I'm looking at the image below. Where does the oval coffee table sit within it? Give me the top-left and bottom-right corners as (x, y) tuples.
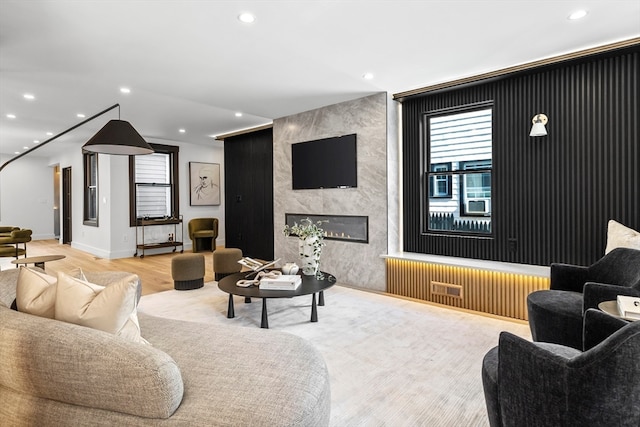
(218, 271), (336, 328)
(11, 254), (66, 270)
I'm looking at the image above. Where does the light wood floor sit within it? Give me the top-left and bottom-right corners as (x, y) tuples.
(2, 240), (216, 295)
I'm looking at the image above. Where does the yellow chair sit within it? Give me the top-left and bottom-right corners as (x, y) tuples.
(0, 228), (32, 262)
(188, 218), (218, 252)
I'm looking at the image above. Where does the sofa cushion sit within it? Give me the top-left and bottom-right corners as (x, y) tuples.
(0, 305), (184, 419)
(55, 271), (145, 343)
(16, 267), (57, 318)
(605, 220), (640, 254)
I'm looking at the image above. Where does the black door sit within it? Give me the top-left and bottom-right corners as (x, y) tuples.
(224, 128), (274, 260)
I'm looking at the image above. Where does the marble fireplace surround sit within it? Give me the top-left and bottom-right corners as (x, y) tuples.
(285, 213), (369, 243)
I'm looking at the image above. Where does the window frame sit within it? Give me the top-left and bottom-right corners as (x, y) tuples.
(128, 143), (180, 226)
(83, 151), (98, 227)
(423, 103), (493, 236)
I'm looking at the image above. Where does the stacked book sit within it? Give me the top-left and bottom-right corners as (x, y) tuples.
(260, 274), (302, 290)
(616, 295), (640, 320)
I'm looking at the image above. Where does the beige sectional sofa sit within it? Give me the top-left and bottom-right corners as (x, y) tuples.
(0, 268), (331, 426)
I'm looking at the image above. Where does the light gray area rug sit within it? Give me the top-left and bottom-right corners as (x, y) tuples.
(138, 282), (531, 426)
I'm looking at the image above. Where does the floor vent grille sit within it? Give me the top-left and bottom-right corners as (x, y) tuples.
(431, 281), (463, 299)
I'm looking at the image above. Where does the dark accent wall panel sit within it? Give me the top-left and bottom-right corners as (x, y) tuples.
(224, 128), (274, 260)
(402, 47), (639, 266)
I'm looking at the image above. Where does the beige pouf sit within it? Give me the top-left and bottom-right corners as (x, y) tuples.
(171, 253), (205, 290)
(213, 248), (243, 281)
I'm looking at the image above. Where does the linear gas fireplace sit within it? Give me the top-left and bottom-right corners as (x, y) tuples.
(285, 214), (368, 243)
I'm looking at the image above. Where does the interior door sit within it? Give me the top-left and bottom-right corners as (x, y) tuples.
(62, 166), (72, 244)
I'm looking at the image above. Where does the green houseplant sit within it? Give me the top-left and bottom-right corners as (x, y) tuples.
(283, 218), (326, 275)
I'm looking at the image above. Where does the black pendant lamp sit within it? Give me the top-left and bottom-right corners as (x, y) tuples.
(83, 119), (153, 155)
(82, 105), (153, 155)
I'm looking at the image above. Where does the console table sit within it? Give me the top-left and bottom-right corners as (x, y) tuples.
(134, 217), (184, 258)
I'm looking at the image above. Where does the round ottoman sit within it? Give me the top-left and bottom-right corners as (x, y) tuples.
(213, 248), (243, 281)
(171, 253), (205, 290)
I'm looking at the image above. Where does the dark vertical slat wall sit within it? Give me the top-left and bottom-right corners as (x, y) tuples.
(401, 47), (639, 266)
(224, 128), (275, 260)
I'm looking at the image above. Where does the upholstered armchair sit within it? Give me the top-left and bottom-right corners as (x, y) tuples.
(482, 309), (640, 427)
(0, 226), (20, 237)
(188, 218), (218, 252)
(527, 247), (640, 349)
(0, 228), (32, 261)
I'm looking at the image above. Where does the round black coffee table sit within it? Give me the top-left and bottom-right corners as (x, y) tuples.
(218, 271), (336, 328)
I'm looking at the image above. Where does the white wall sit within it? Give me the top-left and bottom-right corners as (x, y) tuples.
(0, 139), (225, 259)
(0, 154), (56, 240)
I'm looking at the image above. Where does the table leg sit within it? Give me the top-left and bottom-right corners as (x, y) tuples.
(319, 290), (325, 306)
(311, 293), (318, 322)
(34, 261), (45, 269)
(245, 297), (252, 303)
(227, 294), (235, 318)
(261, 299), (269, 329)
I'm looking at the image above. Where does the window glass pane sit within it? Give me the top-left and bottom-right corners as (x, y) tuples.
(87, 187), (97, 219)
(135, 153), (169, 184)
(134, 152), (173, 219)
(426, 107), (492, 234)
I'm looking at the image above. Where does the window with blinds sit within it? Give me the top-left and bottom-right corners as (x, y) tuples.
(129, 144), (179, 226)
(83, 152), (98, 226)
(424, 106), (492, 234)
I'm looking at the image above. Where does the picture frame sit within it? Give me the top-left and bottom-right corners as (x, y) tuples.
(189, 162), (220, 206)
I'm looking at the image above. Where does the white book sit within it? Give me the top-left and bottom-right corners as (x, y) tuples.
(260, 275), (302, 290)
(616, 295), (640, 320)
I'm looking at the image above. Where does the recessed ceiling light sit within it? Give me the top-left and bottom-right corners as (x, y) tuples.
(363, 72), (374, 80)
(179, 128), (186, 133)
(46, 132), (53, 136)
(568, 10), (587, 20)
(23, 146), (28, 150)
(238, 12), (256, 23)
(33, 140), (40, 144)
(23, 93), (35, 100)
(6, 113), (16, 119)
(120, 87), (131, 94)
(14, 151), (20, 154)
(77, 113), (86, 118)
(235, 112), (243, 117)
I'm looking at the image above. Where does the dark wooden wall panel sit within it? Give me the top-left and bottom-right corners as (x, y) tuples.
(402, 47), (639, 266)
(224, 128), (274, 260)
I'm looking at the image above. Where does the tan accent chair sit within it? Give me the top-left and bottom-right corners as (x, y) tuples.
(188, 218), (218, 252)
(0, 226), (20, 238)
(0, 229), (33, 262)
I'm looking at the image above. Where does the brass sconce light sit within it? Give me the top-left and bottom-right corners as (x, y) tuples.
(530, 114), (548, 137)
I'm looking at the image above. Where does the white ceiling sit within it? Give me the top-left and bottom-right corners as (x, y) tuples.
(1, 1), (639, 162)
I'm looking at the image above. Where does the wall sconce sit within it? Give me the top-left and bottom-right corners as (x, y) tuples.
(529, 114), (548, 137)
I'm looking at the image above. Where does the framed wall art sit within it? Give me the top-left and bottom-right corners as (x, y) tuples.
(189, 162), (220, 206)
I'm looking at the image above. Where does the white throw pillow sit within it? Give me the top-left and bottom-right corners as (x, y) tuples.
(605, 220), (640, 254)
(16, 267), (57, 318)
(55, 271), (145, 343)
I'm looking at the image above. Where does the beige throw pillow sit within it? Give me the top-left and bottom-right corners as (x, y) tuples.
(605, 220), (640, 254)
(55, 271), (145, 343)
(16, 267), (57, 318)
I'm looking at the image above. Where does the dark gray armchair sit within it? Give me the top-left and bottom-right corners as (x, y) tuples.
(527, 247), (640, 349)
(482, 309), (640, 427)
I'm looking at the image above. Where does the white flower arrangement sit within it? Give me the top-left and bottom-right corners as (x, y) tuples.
(283, 218), (326, 275)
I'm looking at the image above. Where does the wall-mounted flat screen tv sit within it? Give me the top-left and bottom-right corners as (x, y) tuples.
(291, 134), (357, 189)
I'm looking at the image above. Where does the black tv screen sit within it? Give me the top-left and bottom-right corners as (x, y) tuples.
(292, 134), (357, 189)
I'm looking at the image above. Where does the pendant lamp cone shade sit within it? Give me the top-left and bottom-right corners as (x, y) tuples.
(83, 119), (154, 155)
